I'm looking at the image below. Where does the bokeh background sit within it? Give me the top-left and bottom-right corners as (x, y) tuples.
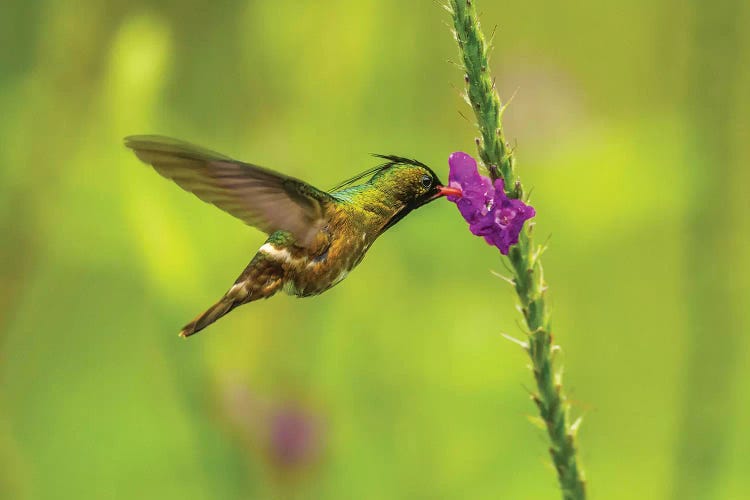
(1, 1), (748, 498)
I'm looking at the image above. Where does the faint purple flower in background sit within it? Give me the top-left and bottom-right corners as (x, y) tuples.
(221, 382), (323, 474)
(269, 406), (320, 468)
(447, 152), (536, 254)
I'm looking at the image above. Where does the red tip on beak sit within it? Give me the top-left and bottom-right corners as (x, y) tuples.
(437, 185), (463, 198)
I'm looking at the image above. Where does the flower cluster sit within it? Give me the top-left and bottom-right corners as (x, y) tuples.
(446, 152), (536, 254)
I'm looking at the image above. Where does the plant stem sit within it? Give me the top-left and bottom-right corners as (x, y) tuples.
(448, 1), (586, 498)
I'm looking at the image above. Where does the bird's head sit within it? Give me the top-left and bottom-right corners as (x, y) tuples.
(368, 155), (462, 208)
(362, 155), (462, 232)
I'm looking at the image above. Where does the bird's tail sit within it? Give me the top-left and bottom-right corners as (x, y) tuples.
(179, 255), (285, 337)
(179, 296), (239, 337)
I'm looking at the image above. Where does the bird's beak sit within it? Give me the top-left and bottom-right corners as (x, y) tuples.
(434, 185), (463, 199)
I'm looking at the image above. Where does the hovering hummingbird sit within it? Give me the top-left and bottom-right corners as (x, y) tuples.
(125, 136), (461, 337)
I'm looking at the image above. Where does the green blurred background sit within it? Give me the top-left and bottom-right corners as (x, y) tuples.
(1, 1), (748, 498)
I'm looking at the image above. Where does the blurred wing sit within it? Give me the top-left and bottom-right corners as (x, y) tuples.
(125, 135), (334, 247)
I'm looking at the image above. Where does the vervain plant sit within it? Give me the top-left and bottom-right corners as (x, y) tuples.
(444, 1), (586, 498)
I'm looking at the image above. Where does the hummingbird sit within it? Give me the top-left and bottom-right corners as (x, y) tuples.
(125, 135), (461, 337)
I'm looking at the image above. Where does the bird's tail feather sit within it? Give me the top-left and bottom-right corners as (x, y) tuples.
(179, 296), (238, 338)
(179, 255), (284, 337)
(179, 273), (283, 337)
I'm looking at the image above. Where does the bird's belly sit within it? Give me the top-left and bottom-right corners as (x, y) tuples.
(284, 239), (369, 297)
(284, 257), (356, 297)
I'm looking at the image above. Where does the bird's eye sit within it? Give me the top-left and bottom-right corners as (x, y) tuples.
(420, 174), (433, 189)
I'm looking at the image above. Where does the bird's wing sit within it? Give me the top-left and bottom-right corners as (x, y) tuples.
(125, 135), (334, 247)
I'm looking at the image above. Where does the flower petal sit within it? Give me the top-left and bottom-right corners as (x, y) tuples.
(446, 152), (536, 255)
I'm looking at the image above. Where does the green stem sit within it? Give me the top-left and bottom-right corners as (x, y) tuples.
(448, 2), (586, 498)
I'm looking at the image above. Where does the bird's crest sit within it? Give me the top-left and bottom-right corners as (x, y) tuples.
(329, 154), (430, 192)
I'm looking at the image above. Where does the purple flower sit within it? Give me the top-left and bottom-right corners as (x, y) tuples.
(269, 406), (320, 468)
(447, 152), (536, 254)
(220, 383), (323, 473)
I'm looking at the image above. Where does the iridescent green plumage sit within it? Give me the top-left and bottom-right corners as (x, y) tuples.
(125, 136), (458, 337)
